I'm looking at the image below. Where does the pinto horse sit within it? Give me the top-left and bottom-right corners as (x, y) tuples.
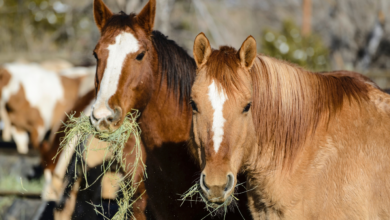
(89, 0), (251, 219)
(190, 33), (390, 219)
(0, 63), (94, 154)
(33, 90), (123, 220)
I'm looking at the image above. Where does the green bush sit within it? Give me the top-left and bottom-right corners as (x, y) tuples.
(261, 20), (330, 71)
(0, 0), (94, 63)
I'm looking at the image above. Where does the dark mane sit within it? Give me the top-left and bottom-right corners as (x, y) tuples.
(151, 31), (196, 105)
(102, 12), (137, 33)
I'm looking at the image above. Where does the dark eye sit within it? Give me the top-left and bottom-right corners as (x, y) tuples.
(136, 52), (145, 61)
(93, 52), (98, 60)
(190, 100), (198, 112)
(243, 103), (251, 113)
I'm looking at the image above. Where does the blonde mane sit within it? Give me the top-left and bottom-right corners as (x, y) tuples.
(249, 55), (369, 168)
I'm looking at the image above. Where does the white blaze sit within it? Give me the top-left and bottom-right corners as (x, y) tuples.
(93, 32), (139, 119)
(208, 80), (228, 153)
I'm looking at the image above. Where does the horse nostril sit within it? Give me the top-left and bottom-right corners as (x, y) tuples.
(111, 107), (122, 124)
(91, 112), (99, 121)
(106, 116), (114, 123)
(224, 173), (234, 192)
(201, 173), (209, 191)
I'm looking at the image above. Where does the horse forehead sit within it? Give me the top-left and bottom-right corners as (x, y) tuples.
(106, 31), (140, 54)
(192, 75), (209, 96)
(98, 30), (139, 52)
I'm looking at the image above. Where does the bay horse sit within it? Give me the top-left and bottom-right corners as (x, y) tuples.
(190, 32), (390, 219)
(89, 0), (251, 219)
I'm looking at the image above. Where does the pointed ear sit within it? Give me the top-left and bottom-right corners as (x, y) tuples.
(193, 33), (212, 67)
(238, 36), (257, 69)
(93, 0), (113, 32)
(137, 0), (156, 33)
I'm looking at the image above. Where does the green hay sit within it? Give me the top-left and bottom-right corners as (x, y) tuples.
(88, 180), (146, 220)
(180, 182), (250, 220)
(55, 110), (145, 220)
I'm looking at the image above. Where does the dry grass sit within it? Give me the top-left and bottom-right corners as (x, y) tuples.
(55, 110), (145, 220)
(180, 182), (253, 220)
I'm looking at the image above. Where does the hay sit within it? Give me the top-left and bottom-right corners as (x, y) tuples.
(55, 110), (145, 220)
(180, 182), (249, 220)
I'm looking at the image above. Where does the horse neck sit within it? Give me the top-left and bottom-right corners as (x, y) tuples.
(138, 48), (195, 148)
(139, 77), (193, 148)
(250, 55), (369, 171)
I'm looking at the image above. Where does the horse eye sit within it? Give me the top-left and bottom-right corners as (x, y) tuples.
(136, 52), (145, 61)
(243, 103), (251, 113)
(190, 100), (198, 112)
(93, 52), (98, 60)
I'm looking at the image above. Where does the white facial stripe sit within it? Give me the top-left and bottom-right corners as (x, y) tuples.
(208, 80), (228, 153)
(93, 32), (139, 118)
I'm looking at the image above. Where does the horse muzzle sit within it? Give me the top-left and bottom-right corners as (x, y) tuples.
(90, 106), (122, 132)
(200, 172), (235, 207)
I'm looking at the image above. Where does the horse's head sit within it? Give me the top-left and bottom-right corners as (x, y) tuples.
(190, 33), (257, 206)
(91, 0), (156, 132)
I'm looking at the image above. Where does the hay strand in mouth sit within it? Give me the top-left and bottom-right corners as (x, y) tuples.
(54, 110), (145, 220)
(179, 183), (241, 220)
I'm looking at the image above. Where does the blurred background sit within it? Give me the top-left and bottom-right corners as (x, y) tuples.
(1, 0), (390, 86)
(1, 0), (390, 219)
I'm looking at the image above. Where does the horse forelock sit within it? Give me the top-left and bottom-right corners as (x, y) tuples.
(101, 12), (137, 35)
(204, 46), (244, 99)
(249, 55), (370, 169)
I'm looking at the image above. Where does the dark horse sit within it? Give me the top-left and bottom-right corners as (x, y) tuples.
(88, 0), (252, 219)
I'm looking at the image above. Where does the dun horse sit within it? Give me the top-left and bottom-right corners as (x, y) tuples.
(190, 33), (390, 219)
(89, 0), (251, 219)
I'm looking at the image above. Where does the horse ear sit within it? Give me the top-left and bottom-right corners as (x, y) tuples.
(137, 0), (156, 33)
(93, 0), (113, 32)
(193, 33), (212, 67)
(238, 36), (257, 69)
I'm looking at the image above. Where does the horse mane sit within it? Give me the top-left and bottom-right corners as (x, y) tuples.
(250, 55), (370, 168)
(151, 31), (196, 105)
(205, 46), (371, 168)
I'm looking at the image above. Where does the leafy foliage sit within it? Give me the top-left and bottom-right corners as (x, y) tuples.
(261, 20), (330, 71)
(0, 0), (94, 63)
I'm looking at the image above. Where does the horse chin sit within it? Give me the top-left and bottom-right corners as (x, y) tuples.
(90, 119), (120, 134)
(207, 195), (233, 209)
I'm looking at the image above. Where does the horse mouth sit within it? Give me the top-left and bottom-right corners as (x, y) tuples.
(90, 115), (122, 134)
(206, 195), (233, 209)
